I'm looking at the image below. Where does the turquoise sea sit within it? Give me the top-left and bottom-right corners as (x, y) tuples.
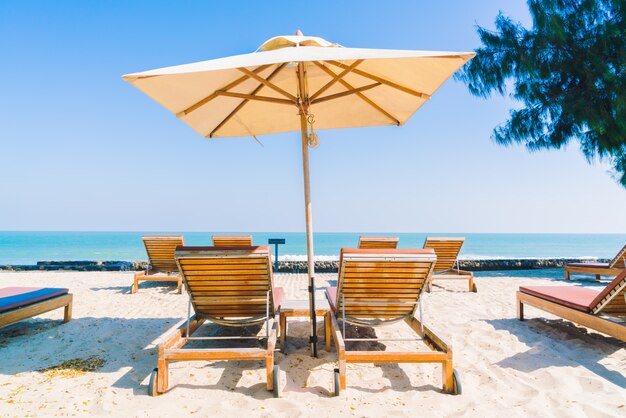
(0, 232), (625, 265)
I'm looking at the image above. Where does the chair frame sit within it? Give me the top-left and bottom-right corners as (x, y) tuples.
(516, 273), (626, 342)
(0, 293), (73, 328)
(424, 237), (476, 292)
(149, 246), (280, 396)
(564, 245), (626, 281)
(325, 250), (460, 395)
(132, 235), (184, 294)
(357, 236), (399, 249)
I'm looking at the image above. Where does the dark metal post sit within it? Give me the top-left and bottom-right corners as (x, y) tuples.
(309, 276), (317, 357)
(268, 238), (285, 272)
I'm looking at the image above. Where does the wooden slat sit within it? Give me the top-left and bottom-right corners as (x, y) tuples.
(336, 253), (435, 320)
(212, 235), (253, 246)
(345, 352), (447, 363)
(176, 248), (276, 320)
(143, 236), (184, 273)
(424, 238), (464, 271)
(164, 348), (267, 361)
(358, 236), (399, 249)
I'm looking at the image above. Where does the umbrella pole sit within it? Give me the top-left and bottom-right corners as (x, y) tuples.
(299, 112), (317, 357)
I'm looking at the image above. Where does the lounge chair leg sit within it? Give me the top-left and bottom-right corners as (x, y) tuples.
(595, 274), (601, 281)
(325, 312), (331, 352)
(468, 273), (475, 292)
(63, 298), (72, 323)
(266, 317), (278, 390)
(132, 272), (142, 294)
(157, 346), (168, 393)
(442, 350), (454, 393)
(338, 358), (346, 390)
(564, 269), (570, 280)
(279, 312), (287, 351)
(517, 297), (524, 320)
(266, 356), (274, 390)
(177, 276), (183, 294)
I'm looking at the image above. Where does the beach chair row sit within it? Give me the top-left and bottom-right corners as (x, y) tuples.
(2, 238), (624, 399)
(133, 235), (477, 295)
(148, 244), (460, 397)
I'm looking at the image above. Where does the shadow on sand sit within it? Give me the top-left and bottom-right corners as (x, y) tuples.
(90, 280), (181, 295)
(486, 318), (626, 388)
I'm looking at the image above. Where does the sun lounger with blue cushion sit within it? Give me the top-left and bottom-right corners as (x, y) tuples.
(0, 287), (73, 328)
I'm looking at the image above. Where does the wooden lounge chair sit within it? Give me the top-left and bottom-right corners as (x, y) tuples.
(0, 287), (72, 328)
(517, 269), (626, 342)
(324, 248), (460, 396)
(212, 235), (253, 246)
(357, 236), (399, 249)
(148, 246), (283, 397)
(423, 237), (476, 292)
(564, 244), (626, 281)
(132, 236), (184, 294)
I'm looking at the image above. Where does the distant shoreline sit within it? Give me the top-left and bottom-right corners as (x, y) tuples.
(0, 257), (609, 272)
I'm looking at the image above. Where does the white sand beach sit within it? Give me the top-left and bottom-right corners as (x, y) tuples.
(0, 271), (624, 417)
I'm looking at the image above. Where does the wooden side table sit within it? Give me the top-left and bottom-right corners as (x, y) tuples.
(279, 299), (330, 352)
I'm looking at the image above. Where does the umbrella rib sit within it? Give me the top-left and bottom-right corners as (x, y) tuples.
(176, 64), (273, 117)
(312, 61), (400, 125)
(208, 63), (289, 138)
(309, 59), (363, 101)
(214, 90), (294, 105)
(311, 82), (381, 104)
(237, 68), (297, 101)
(326, 60), (431, 99)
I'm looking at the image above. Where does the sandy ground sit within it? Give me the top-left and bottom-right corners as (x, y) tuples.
(0, 271), (624, 417)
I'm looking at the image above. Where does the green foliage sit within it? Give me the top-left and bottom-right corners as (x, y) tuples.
(457, 0), (626, 186)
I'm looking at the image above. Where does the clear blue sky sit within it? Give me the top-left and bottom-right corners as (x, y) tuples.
(1, 0), (624, 233)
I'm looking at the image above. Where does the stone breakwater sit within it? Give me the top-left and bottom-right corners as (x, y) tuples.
(0, 258), (609, 272)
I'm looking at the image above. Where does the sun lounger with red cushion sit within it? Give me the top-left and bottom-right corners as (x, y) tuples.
(0, 287), (73, 328)
(564, 244), (626, 281)
(517, 269), (626, 341)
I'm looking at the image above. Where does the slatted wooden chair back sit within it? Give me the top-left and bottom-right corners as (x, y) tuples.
(591, 269), (626, 317)
(609, 244), (626, 269)
(336, 248), (436, 325)
(358, 236), (399, 249)
(142, 236), (185, 273)
(423, 237), (464, 272)
(175, 246), (276, 326)
(212, 235), (253, 247)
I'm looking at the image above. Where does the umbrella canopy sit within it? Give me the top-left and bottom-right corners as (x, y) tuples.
(123, 34), (473, 138)
(123, 33), (474, 356)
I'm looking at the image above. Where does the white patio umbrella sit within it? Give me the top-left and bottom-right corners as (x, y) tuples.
(122, 31), (474, 356)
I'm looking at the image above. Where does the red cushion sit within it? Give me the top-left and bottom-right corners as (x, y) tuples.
(519, 286), (599, 312)
(325, 287), (337, 313)
(273, 286), (284, 311)
(566, 262), (610, 268)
